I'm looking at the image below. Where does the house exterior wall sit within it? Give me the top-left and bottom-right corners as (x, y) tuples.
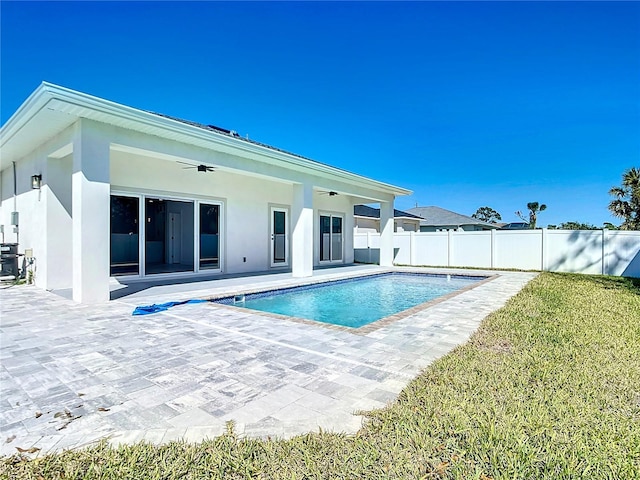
(1, 118), (370, 299)
(110, 150), (294, 274)
(395, 219), (420, 232)
(0, 125), (76, 291)
(46, 154), (73, 290)
(2, 79), (410, 303)
(354, 217), (378, 232)
(0, 154), (48, 283)
(420, 225), (455, 232)
(469, 225), (491, 231)
(111, 148), (356, 271)
(354, 217), (419, 233)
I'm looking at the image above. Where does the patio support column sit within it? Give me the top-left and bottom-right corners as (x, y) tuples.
(72, 119), (111, 303)
(380, 199), (394, 267)
(45, 150), (73, 291)
(291, 182), (313, 277)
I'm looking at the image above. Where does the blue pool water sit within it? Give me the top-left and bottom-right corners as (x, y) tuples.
(214, 273), (483, 328)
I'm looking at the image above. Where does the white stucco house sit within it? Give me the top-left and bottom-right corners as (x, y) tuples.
(0, 83), (411, 303)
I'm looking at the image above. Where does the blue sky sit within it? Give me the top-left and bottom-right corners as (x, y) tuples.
(2, 1), (639, 227)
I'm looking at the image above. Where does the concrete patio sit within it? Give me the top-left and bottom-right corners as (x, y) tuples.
(0, 266), (537, 456)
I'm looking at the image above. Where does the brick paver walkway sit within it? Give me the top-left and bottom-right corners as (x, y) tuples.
(0, 266), (536, 456)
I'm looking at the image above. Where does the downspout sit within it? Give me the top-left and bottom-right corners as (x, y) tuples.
(0, 169), (3, 242)
(13, 162), (17, 208)
(13, 161), (18, 244)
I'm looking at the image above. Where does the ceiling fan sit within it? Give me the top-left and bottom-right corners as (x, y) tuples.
(318, 190), (339, 196)
(177, 161), (215, 172)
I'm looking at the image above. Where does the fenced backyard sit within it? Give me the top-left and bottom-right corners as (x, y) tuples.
(4, 273), (639, 478)
(355, 229), (640, 277)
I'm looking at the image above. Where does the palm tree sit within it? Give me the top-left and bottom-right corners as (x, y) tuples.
(516, 202), (547, 229)
(608, 167), (640, 230)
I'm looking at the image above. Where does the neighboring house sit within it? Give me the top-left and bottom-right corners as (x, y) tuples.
(499, 222), (530, 230)
(353, 205), (422, 233)
(406, 206), (498, 232)
(0, 83), (410, 303)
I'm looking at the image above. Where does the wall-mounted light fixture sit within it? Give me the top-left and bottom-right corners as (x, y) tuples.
(31, 174), (42, 190)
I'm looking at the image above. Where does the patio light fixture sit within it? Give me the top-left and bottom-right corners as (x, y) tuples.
(31, 174), (42, 190)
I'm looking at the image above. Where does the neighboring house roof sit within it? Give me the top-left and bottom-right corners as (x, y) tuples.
(499, 222), (530, 230)
(354, 205), (423, 220)
(405, 206), (498, 229)
(0, 82), (411, 198)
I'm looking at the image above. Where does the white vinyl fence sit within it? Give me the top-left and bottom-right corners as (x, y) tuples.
(354, 230), (640, 278)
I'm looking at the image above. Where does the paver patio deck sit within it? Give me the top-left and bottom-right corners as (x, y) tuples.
(0, 265), (537, 456)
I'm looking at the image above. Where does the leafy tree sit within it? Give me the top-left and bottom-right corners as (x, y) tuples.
(608, 167), (640, 230)
(471, 206), (502, 223)
(557, 221), (598, 230)
(516, 202), (547, 229)
(603, 222), (620, 230)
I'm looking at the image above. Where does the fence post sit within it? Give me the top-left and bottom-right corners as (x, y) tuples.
(602, 229), (607, 275)
(490, 229), (496, 269)
(541, 228), (548, 271)
(410, 231), (416, 266)
(447, 230), (453, 267)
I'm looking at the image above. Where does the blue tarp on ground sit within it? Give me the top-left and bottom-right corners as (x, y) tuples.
(132, 299), (208, 315)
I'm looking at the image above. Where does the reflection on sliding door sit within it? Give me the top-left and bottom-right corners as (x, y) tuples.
(320, 214), (343, 262)
(331, 216), (343, 261)
(110, 195), (139, 276)
(200, 203), (220, 270)
(145, 198), (194, 274)
(320, 215), (331, 261)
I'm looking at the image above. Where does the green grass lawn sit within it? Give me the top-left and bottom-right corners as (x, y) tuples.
(2, 273), (639, 479)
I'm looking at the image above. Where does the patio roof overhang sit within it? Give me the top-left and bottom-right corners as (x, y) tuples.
(0, 82), (412, 201)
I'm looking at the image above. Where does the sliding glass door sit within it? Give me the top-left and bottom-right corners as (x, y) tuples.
(145, 198), (195, 274)
(199, 203), (220, 270)
(319, 214), (343, 262)
(110, 194), (223, 277)
(110, 195), (139, 275)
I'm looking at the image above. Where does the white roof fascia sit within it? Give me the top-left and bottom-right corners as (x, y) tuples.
(1, 82), (411, 197)
(0, 83), (53, 145)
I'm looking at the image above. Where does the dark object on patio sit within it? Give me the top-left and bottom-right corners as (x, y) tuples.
(132, 299), (208, 316)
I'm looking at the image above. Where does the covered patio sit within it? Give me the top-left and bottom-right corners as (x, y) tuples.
(0, 83), (409, 303)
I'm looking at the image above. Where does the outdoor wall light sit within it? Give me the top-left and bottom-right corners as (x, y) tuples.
(31, 174), (42, 190)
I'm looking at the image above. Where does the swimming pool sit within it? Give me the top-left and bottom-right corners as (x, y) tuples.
(214, 273), (485, 328)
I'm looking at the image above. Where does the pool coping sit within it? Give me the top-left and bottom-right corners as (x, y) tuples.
(206, 271), (499, 335)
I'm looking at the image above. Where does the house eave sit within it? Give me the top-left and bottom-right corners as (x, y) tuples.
(1, 82), (412, 198)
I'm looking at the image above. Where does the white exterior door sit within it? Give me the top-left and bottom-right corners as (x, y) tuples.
(270, 207), (289, 267)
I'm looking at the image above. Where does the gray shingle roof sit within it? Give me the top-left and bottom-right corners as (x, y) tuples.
(405, 206), (497, 228)
(354, 205), (422, 219)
